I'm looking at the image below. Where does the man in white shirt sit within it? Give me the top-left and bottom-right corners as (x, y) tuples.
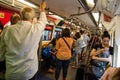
(0, 1), (47, 80)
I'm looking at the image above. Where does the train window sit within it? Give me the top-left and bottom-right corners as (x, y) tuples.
(57, 20), (65, 26)
(54, 27), (62, 39)
(42, 25), (53, 41)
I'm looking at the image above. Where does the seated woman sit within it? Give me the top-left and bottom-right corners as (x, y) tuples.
(90, 31), (113, 79)
(42, 38), (57, 73)
(47, 38), (57, 73)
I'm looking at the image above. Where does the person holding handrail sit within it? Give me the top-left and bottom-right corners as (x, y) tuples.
(0, 1), (48, 80)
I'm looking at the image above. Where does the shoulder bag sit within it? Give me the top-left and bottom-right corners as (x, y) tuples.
(62, 38), (70, 50)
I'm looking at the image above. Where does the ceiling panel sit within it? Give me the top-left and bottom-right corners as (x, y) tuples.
(28, 0), (97, 29)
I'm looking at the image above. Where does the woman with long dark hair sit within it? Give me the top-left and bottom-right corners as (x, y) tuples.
(55, 28), (73, 80)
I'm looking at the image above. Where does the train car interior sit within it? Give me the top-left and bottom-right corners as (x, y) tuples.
(0, 0), (120, 80)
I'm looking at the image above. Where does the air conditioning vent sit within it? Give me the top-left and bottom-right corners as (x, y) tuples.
(107, 0), (120, 15)
(96, 0), (120, 16)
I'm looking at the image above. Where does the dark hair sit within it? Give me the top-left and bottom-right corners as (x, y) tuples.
(50, 38), (56, 46)
(10, 13), (20, 25)
(80, 30), (84, 34)
(62, 28), (70, 37)
(0, 21), (3, 30)
(75, 32), (81, 39)
(102, 31), (110, 39)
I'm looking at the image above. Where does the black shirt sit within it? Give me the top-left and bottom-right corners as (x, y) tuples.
(93, 44), (113, 57)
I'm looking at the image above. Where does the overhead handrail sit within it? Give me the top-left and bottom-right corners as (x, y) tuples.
(70, 0), (98, 17)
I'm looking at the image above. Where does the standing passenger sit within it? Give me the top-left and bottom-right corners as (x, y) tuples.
(72, 32), (82, 68)
(0, 1), (47, 80)
(80, 30), (89, 60)
(55, 28), (73, 80)
(3, 13), (20, 34)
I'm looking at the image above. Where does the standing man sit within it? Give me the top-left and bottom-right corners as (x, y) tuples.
(0, 1), (47, 80)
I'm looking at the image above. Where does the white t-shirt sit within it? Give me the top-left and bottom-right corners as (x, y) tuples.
(0, 12), (48, 80)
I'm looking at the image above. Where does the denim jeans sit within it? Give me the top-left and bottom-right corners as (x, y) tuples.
(55, 59), (70, 80)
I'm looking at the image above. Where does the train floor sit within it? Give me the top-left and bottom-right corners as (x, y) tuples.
(0, 56), (87, 80)
(0, 64), (77, 80)
(44, 63), (77, 80)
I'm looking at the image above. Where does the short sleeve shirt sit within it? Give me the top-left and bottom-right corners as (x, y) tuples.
(93, 44), (113, 57)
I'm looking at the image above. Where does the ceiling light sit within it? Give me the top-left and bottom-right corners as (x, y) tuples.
(86, 0), (95, 7)
(92, 12), (99, 22)
(99, 23), (102, 28)
(17, 0), (38, 8)
(50, 15), (64, 20)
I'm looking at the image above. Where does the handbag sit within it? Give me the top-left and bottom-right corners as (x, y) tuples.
(90, 60), (107, 78)
(85, 54), (108, 79)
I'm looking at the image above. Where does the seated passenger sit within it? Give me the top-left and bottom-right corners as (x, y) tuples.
(46, 38), (57, 73)
(80, 30), (89, 60)
(90, 31), (113, 79)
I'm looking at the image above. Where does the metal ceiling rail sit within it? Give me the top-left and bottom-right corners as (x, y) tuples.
(70, 0), (98, 27)
(78, 0), (98, 27)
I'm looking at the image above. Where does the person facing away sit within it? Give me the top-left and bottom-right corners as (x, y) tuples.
(0, 1), (48, 80)
(55, 28), (73, 80)
(10, 13), (21, 25)
(0, 13), (20, 76)
(79, 30), (89, 59)
(2, 13), (20, 34)
(72, 32), (82, 68)
(90, 31), (113, 79)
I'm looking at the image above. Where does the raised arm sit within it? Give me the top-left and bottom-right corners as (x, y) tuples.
(37, 1), (48, 32)
(38, 1), (47, 23)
